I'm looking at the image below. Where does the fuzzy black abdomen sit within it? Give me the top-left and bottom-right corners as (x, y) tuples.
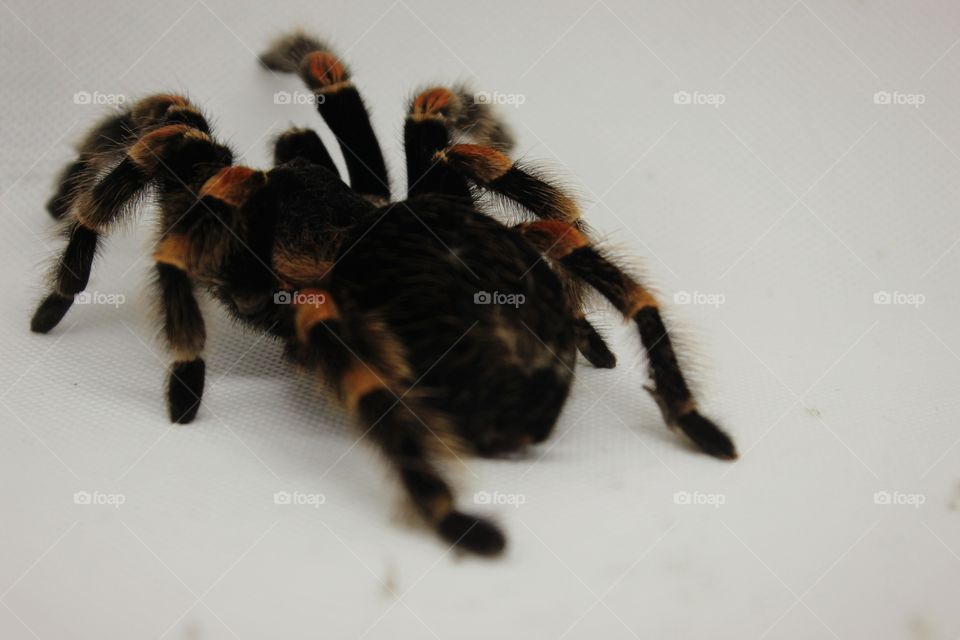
(331, 195), (576, 452)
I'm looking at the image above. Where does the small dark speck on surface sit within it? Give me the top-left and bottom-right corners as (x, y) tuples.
(908, 614), (933, 640)
(381, 561), (399, 597)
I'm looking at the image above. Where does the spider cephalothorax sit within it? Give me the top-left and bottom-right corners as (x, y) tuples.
(31, 31), (737, 557)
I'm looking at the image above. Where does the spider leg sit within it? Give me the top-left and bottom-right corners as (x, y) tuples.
(429, 136), (619, 366)
(33, 94), (255, 426)
(46, 110), (134, 220)
(404, 88), (469, 199)
(401, 89), (614, 367)
(31, 94), (227, 334)
(288, 288), (506, 556)
(45, 94), (213, 222)
(517, 220), (737, 460)
(154, 259), (206, 424)
(30, 152), (152, 334)
(153, 160), (276, 423)
(272, 127), (339, 175)
(435, 143), (582, 225)
(261, 32), (390, 201)
(560, 274), (617, 369)
(403, 85), (516, 199)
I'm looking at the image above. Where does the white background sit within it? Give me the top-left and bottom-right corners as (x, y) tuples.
(1, 1), (958, 638)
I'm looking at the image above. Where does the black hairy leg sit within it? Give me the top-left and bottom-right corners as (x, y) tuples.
(517, 220), (737, 460)
(46, 93), (214, 222)
(273, 127), (339, 175)
(434, 143), (582, 225)
(154, 262), (206, 424)
(400, 91), (614, 368)
(31, 95), (228, 335)
(46, 110), (134, 220)
(261, 33), (390, 201)
(424, 137), (618, 368)
(573, 313), (617, 370)
(404, 87), (471, 199)
(287, 288), (506, 556)
(32, 93), (246, 427)
(30, 222), (99, 333)
(403, 86), (515, 199)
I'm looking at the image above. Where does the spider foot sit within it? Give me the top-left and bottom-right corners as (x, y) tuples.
(644, 385), (737, 460)
(168, 359), (204, 424)
(438, 511), (506, 557)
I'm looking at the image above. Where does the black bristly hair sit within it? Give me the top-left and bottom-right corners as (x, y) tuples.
(261, 33), (390, 201)
(30, 30), (737, 558)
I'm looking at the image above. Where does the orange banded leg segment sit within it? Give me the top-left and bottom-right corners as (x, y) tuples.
(290, 291), (506, 556)
(32, 127), (160, 333)
(517, 221), (737, 459)
(405, 87), (471, 198)
(31, 133), (153, 333)
(45, 94), (204, 222)
(261, 34), (390, 199)
(31, 95), (220, 336)
(156, 260), (206, 424)
(517, 221), (615, 368)
(436, 144), (581, 224)
(199, 166), (265, 209)
(46, 110), (135, 220)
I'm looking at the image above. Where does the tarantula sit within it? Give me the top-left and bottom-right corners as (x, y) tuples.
(30, 31), (737, 556)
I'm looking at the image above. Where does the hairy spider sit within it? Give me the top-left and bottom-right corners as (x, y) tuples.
(30, 31), (737, 556)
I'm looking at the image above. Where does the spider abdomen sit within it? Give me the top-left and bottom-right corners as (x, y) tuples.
(330, 195), (576, 454)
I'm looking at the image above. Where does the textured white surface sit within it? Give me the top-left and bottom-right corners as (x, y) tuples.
(1, 1), (959, 638)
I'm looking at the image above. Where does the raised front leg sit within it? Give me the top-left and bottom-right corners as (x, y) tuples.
(261, 33), (390, 201)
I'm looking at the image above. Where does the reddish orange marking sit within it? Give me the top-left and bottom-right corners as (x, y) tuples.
(131, 94), (192, 127)
(341, 363), (385, 412)
(425, 493), (454, 523)
(302, 51), (348, 89)
(199, 166), (261, 207)
(128, 124), (193, 167)
(153, 93), (189, 108)
(294, 288), (339, 342)
(443, 144), (513, 183)
(411, 87), (455, 118)
(524, 220), (589, 258)
(627, 288), (659, 315)
(153, 234), (191, 271)
(275, 253), (334, 287)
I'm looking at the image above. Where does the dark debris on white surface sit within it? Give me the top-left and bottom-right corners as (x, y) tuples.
(1, 1), (959, 638)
